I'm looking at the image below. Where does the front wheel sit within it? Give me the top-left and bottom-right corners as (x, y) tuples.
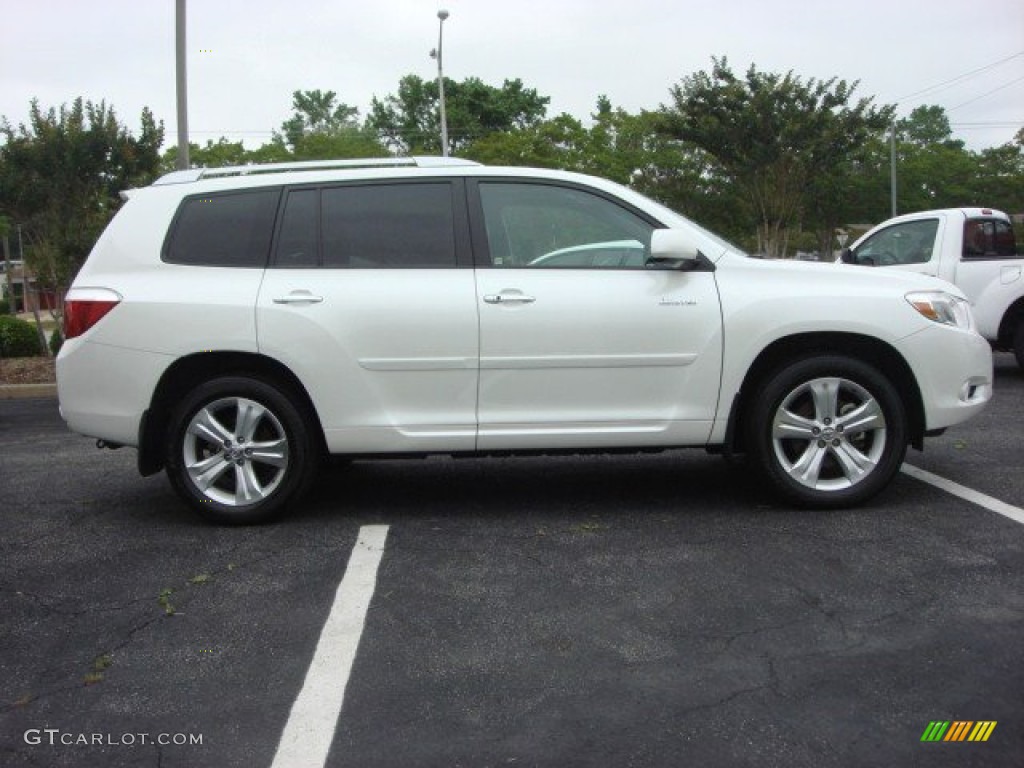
(165, 376), (318, 524)
(748, 356), (908, 508)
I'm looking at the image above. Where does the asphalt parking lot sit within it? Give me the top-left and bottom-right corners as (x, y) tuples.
(1, 355), (1022, 768)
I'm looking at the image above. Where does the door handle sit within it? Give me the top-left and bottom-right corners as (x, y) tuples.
(273, 292), (324, 305)
(483, 294), (536, 305)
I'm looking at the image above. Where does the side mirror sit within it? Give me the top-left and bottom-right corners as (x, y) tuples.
(647, 229), (700, 270)
(839, 247), (856, 264)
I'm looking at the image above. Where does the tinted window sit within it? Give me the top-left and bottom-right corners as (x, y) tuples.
(165, 189), (280, 267)
(321, 183), (456, 268)
(477, 183), (653, 268)
(963, 219), (1019, 259)
(852, 219), (938, 266)
(275, 189), (319, 267)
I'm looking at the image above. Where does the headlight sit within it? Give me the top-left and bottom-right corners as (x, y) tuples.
(905, 291), (975, 331)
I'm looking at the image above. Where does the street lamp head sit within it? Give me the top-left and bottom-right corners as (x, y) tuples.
(429, 48), (438, 59)
(438, 9), (449, 21)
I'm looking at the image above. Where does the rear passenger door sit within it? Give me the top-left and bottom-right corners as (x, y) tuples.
(256, 179), (479, 454)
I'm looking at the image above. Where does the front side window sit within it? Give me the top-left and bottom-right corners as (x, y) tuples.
(963, 219), (1019, 259)
(164, 189), (280, 267)
(321, 183), (456, 268)
(477, 183), (654, 268)
(852, 218), (939, 267)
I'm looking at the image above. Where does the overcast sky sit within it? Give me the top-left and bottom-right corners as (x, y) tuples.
(2, 0), (1023, 153)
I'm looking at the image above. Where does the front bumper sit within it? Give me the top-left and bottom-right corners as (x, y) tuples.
(895, 325), (993, 432)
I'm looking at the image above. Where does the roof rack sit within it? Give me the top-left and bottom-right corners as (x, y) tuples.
(152, 156), (481, 186)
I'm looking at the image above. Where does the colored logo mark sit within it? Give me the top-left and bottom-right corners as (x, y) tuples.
(921, 721), (997, 742)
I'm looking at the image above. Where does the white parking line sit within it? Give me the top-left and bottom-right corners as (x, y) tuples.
(901, 464), (1024, 525)
(271, 524), (390, 768)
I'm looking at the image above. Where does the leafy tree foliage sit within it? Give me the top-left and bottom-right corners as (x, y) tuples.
(162, 137), (251, 173)
(0, 98), (163, 293)
(369, 75), (549, 155)
(277, 89), (384, 159)
(973, 141), (1024, 214)
(892, 105), (975, 210)
(280, 89), (360, 147)
(659, 57), (894, 256)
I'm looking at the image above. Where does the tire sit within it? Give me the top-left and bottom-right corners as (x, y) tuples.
(747, 356), (908, 508)
(164, 376), (318, 524)
(1014, 320), (1024, 371)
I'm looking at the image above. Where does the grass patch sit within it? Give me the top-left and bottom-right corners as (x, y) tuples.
(84, 653), (113, 685)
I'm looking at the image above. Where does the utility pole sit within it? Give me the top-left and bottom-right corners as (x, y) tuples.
(176, 0), (190, 169)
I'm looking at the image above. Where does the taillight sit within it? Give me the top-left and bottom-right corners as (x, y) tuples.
(64, 299), (120, 339)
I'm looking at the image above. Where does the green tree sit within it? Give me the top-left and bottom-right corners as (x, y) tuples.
(462, 113), (587, 169)
(369, 75), (549, 155)
(893, 105), (975, 211)
(972, 141), (1024, 213)
(802, 131), (893, 256)
(161, 137), (250, 173)
(0, 98), (163, 298)
(659, 57), (893, 257)
(277, 89), (384, 159)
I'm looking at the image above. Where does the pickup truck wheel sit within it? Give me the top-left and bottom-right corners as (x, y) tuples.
(749, 356), (908, 508)
(165, 376), (317, 525)
(1014, 321), (1024, 370)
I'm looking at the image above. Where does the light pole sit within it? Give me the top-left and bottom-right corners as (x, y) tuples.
(890, 119), (897, 217)
(429, 9), (450, 157)
(175, 0), (190, 169)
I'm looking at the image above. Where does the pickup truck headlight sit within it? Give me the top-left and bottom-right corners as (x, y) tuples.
(905, 291), (975, 332)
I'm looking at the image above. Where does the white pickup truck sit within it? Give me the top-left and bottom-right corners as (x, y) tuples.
(841, 207), (1024, 368)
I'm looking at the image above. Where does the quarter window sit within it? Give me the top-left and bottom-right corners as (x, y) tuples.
(477, 183), (654, 268)
(164, 189), (280, 267)
(852, 219), (938, 266)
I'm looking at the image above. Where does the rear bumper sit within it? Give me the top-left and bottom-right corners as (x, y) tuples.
(57, 338), (171, 447)
(896, 326), (993, 432)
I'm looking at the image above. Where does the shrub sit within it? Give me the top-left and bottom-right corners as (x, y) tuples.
(0, 316), (43, 357)
(0, 298), (9, 315)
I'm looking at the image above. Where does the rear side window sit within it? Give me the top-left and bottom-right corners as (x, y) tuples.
(963, 219), (1019, 259)
(275, 189), (319, 268)
(321, 183), (455, 268)
(164, 189), (281, 267)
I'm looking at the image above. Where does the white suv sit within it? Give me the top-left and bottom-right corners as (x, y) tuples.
(57, 158), (993, 523)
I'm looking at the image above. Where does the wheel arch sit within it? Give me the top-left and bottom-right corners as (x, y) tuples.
(137, 351), (325, 476)
(726, 332), (926, 454)
(995, 296), (1024, 349)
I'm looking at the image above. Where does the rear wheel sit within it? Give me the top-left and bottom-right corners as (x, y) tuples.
(748, 356), (908, 508)
(1013, 320), (1024, 370)
(165, 376), (318, 524)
